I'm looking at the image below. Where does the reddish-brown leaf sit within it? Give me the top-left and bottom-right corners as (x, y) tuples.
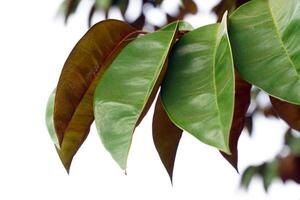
(213, 0), (250, 22)
(130, 14), (145, 30)
(279, 155), (300, 183)
(270, 96), (300, 131)
(221, 71), (251, 171)
(152, 96), (182, 182)
(54, 20), (140, 172)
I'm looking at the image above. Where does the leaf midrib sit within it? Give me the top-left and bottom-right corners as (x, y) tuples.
(212, 24), (227, 149)
(267, 0), (300, 78)
(59, 30), (143, 143)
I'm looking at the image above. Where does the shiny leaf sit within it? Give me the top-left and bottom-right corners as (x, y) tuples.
(221, 72), (251, 171)
(161, 13), (234, 153)
(152, 21), (192, 181)
(53, 20), (138, 171)
(229, 0), (300, 104)
(270, 96), (300, 131)
(93, 22), (179, 169)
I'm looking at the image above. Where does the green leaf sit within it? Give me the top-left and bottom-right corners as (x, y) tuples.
(161, 12), (235, 153)
(262, 160), (278, 191)
(221, 72), (251, 171)
(152, 96), (182, 182)
(285, 129), (300, 155)
(45, 90), (59, 148)
(93, 22), (179, 170)
(241, 166), (258, 189)
(96, 0), (112, 11)
(53, 20), (138, 172)
(229, 0), (300, 104)
(58, 0), (82, 23)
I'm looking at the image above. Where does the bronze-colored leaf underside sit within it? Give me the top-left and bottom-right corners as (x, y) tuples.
(53, 20), (140, 171)
(220, 71), (252, 171)
(270, 96), (300, 132)
(152, 96), (182, 182)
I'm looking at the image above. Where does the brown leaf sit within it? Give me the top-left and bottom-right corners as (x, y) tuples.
(279, 155), (300, 183)
(129, 14), (145, 30)
(263, 105), (278, 118)
(54, 20), (140, 172)
(182, 0), (197, 14)
(213, 0), (250, 22)
(152, 96), (182, 182)
(244, 115), (253, 136)
(270, 96), (300, 131)
(220, 71), (252, 171)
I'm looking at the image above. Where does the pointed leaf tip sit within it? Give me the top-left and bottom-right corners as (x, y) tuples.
(93, 22), (179, 169)
(153, 96), (182, 182)
(220, 72), (251, 171)
(51, 20), (138, 172)
(161, 13), (235, 153)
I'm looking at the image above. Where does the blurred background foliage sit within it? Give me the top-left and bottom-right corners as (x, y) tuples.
(58, 0), (300, 191)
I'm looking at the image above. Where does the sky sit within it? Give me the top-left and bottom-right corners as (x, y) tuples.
(0, 0), (300, 199)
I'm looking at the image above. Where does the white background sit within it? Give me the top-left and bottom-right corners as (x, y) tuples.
(0, 0), (300, 199)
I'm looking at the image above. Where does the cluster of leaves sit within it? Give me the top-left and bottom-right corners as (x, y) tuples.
(47, 0), (300, 185)
(241, 129), (300, 191)
(59, 0), (198, 28)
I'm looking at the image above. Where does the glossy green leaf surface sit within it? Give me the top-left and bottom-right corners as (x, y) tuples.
(45, 90), (59, 148)
(161, 13), (234, 153)
(53, 20), (137, 172)
(93, 22), (178, 169)
(229, 0), (300, 104)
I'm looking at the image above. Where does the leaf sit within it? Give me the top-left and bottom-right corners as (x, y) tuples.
(161, 12), (235, 153)
(244, 115), (253, 136)
(182, 0), (197, 14)
(229, 0), (300, 104)
(152, 21), (192, 181)
(213, 0), (236, 22)
(129, 14), (145, 30)
(152, 96), (182, 182)
(220, 72), (251, 171)
(284, 129), (300, 155)
(59, 0), (82, 23)
(93, 22), (179, 169)
(278, 155), (300, 183)
(53, 20), (138, 172)
(45, 90), (59, 148)
(262, 160), (278, 191)
(270, 96), (300, 131)
(95, 0), (112, 11)
(241, 166), (258, 189)
(112, 0), (129, 15)
(88, 3), (97, 27)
